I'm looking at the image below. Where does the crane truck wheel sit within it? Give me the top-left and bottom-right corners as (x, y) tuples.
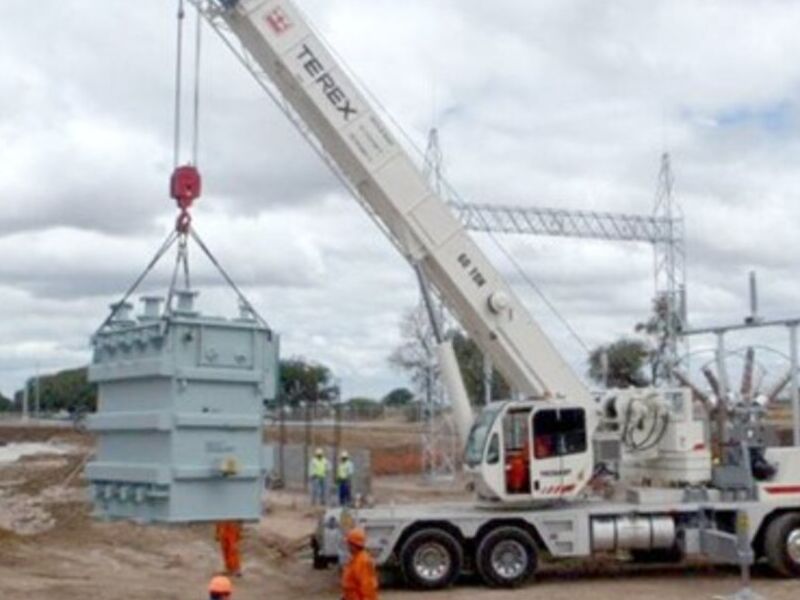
(476, 526), (538, 588)
(399, 528), (463, 589)
(764, 512), (800, 577)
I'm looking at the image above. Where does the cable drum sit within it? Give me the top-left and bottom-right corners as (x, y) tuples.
(619, 394), (670, 453)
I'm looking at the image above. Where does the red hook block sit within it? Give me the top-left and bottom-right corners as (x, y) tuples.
(170, 165), (202, 210)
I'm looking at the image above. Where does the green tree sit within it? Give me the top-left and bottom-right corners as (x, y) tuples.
(588, 338), (650, 388)
(278, 358), (335, 406)
(344, 396), (383, 419)
(382, 387), (414, 407)
(390, 306), (510, 406)
(0, 392), (14, 412)
(389, 307), (436, 392)
(346, 396), (378, 409)
(14, 367), (97, 414)
(635, 295), (682, 382)
(451, 331), (511, 404)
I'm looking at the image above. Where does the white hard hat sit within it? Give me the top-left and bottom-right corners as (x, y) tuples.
(341, 450), (349, 458)
(315, 447), (324, 456)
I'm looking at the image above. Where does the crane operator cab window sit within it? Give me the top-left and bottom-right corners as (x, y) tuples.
(532, 408), (587, 458)
(504, 408), (532, 494)
(527, 407), (588, 496)
(465, 404), (502, 469)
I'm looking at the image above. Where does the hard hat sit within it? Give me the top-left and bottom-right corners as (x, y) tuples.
(346, 527), (366, 548)
(315, 447), (323, 456)
(341, 450), (349, 459)
(208, 575), (232, 595)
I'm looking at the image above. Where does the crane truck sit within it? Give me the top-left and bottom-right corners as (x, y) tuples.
(191, 0), (800, 589)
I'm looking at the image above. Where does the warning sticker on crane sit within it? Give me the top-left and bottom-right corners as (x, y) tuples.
(264, 6), (293, 35)
(246, 2), (398, 168)
(251, 1), (307, 53)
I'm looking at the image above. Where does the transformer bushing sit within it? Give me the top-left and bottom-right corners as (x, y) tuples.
(85, 290), (279, 523)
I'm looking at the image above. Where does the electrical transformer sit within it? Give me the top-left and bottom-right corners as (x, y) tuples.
(85, 290), (278, 523)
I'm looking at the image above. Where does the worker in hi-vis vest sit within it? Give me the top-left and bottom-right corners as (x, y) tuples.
(309, 447), (330, 506)
(337, 450), (355, 507)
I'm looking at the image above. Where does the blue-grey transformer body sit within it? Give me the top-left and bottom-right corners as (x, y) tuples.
(85, 295), (278, 523)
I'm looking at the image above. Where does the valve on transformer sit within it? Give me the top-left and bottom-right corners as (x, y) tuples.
(170, 165), (202, 233)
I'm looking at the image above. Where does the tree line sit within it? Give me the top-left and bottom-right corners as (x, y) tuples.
(1, 360), (420, 414)
(2, 313), (650, 415)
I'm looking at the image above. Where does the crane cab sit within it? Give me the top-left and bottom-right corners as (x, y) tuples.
(465, 400), (594, 504)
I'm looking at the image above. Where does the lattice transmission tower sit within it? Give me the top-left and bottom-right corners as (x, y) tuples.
(448, 153), (686, 386)
(417, 127), (457, 482)
(415, 128), (687, 482)
(651, 153), (687, 382)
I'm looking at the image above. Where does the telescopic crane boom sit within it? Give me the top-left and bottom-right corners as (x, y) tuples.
(193, 0), (594, 499)
(196, 0), (589, 401)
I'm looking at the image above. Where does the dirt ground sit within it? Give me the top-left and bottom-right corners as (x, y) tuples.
(2, 423), (799, 599)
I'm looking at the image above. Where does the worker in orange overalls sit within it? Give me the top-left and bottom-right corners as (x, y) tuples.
(507, 439), (532, 493)
(215, 521), (243, 577)
(208, 575), (233, 599)
(341, 528), (379, 600)
(507, 449), (528, 493)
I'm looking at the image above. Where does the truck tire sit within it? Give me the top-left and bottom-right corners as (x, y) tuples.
(476, 526), (538, 588)
(399, 528), (463, 589)
(764, 512), (800, 577)
(311, 536), (329, 570)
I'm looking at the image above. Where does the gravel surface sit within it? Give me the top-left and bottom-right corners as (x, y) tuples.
(2, 424), (799, 599)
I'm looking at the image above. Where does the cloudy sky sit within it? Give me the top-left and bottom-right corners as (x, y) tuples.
(1, 0), (799, 400)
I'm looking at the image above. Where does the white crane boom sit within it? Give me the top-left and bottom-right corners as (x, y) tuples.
(198, 0), (590, 411)
(176, 6), (800, 585)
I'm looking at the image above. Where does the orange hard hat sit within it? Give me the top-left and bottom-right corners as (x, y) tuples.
(346, 527), (366, 548)
(209, 575), (232, 595)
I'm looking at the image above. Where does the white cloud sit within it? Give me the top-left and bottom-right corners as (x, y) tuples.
(1, 0), (799, 399)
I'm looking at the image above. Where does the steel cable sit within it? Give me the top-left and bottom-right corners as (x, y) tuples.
(92, 230), (179, 337)
(172, 0), (186, 168)
(189, 226), (271, 330)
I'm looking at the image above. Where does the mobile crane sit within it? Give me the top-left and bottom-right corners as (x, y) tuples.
(191, 0), (800, 589)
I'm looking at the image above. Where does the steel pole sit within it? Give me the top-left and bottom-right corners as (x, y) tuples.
(22, 378), (29, 422)
(304, 400), (311, 491)
(278, 394), (285, 485)
(790, 324), (799, 446)
(715, 333), (730, 445)
(333, 402), (341, 471)
(483, 354), (492, 405)
(424, 361), (434, 478)
(34, 365), (41, 418)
